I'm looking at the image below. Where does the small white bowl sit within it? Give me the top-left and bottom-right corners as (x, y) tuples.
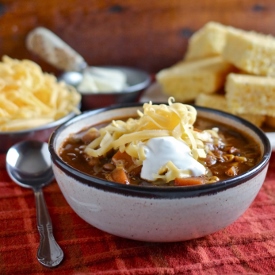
(49, 104), (271, 242)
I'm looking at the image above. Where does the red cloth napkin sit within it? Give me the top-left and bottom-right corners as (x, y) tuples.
(1, 154), (275, 275)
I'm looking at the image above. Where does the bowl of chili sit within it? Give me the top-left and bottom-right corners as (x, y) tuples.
(49, 100), (271, 242)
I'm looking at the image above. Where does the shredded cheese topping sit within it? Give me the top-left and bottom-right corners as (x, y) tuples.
(84, 98), (220, 182)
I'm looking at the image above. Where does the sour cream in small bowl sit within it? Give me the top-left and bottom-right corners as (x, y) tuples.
(59, 66), (151, 110)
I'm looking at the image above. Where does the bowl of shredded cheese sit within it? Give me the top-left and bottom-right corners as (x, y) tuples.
(0, 56), (81, 154)
(49, 99), (271, 242)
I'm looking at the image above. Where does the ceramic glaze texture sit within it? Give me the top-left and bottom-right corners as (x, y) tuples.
(49, 105), (271, 242)
(53, 164), (267, 242)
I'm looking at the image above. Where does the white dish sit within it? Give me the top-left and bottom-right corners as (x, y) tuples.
(265, 132), (275, 151)
(140, 82), (169, 103)
(140, 83), (275, 151)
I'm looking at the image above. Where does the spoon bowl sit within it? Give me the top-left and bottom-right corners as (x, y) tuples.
(6, 140), (64, 267)
(6, 141), (53, 189)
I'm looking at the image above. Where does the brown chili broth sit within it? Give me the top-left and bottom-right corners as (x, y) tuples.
(59, 115), (261, 186)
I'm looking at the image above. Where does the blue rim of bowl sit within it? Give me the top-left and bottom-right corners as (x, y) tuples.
(49, 103), (272, 199)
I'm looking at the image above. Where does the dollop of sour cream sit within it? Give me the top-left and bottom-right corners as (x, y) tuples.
(77, 67), (128, 93)
(140, 136), (206, 182)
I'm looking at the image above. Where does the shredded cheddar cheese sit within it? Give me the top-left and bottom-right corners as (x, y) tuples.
(84, 98), (220, 167)
(0, 56), (81, 131)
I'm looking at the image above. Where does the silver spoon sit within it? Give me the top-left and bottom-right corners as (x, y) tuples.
(26, 27), (88, 72)
(6, 140), (64, 268)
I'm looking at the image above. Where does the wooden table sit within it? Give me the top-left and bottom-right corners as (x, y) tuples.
(1, 0), (275, 73)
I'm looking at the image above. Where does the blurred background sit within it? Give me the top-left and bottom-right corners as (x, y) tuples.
(0, 0), (274, 75)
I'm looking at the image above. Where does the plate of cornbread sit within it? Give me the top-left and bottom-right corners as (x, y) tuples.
(141, 21), (275, 150)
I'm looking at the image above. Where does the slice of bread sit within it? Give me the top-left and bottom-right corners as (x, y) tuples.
(156, 56), (235, 102)
(225, 73), (275, 116)
(222, 29), (275, 76)
(185, 22), (233, 61)
(195, 93), (265, 127)
(195, 93), (228, 112)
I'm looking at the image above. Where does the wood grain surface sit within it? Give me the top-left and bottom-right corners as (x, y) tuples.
(0, 0), (274, 73)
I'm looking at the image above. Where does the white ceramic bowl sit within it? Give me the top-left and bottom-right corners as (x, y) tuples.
(49, 104), (271, 242)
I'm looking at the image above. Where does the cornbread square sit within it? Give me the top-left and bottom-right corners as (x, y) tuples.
(222, 29), (275, 76)
(225, 73), (275, 116)
(195, 93), (265, 127)
(195, 93), (228, 111)
(156, 56), (235, 102)
(237, 113), (265, 127)
(185, 22), (233, 61)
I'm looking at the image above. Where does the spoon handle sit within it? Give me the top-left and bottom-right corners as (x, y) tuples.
(34, 188), (64, 267)
(26, 27), (87, 72)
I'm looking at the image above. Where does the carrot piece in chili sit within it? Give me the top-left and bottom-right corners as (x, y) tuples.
(110, 167), (130, 184)
(112, 150), (135, 170)
(174, 177), (205, 186)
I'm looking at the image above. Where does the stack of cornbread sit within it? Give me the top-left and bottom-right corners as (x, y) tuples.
(156, 22), (275, 128)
